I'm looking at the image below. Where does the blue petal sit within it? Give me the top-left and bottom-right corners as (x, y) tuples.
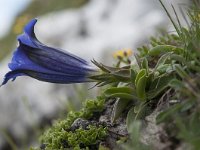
(24, 18), (37, 38)
(18, 19), (93, 74)
(2, 71), (25, 85)
(9, 45), (61, 75)
(2, 69), (88, 85)
(22, 44), (93, 75)
(17, 19), (39, 48)
(2, 18), (96, 85)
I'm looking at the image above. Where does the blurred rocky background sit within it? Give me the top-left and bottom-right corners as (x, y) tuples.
(0, 0), (188, 149)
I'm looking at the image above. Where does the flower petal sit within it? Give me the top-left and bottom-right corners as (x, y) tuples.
(21, 44), (93, 75)
(9, 45), (60, 75)
(2, 69), (89, 85)
(2, 18), (97, 85)
(2, 70), (25, 85)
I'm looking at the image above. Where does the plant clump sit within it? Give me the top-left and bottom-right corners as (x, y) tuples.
(31, 98), (106, 150)
(32, 1), (200, 149)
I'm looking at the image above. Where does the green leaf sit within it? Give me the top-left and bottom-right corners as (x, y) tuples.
(130, 69), (137, 84)
(91, 59), (110, 72)
(174, 64), (189, 78)
(170, 54), (186, 64)
(156, 104), (182, 124)
(135, 69), (146, 87)
(156, 64), (172, 74)
(142, 57), (149, 72)
(104, 87), (133, 95)
(134, 54), (142, 69)
(134, 102), (151, 120)
(104, 87), (139, 100)
(154, 52), (171, 71)
(135, 69), (147, 101)
(169, 79), (184, 90)
(137, 45), (149, 56)
(126, 106), (136, 133)
(148, 45), (183, 56)
(111, 98), (131, 123)
(89, 73), (114, 80)
(146, 73), (154, 89)
(128, 120), (142, 147)
(92, 59), (129, 73)
(147, 75), (174, 99)
(111, 69), (130, 81)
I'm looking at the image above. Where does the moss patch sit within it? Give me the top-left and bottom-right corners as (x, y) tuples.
(31, 98), (107, 149)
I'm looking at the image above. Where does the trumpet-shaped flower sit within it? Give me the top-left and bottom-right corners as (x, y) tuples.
(2, 19), (96, 85)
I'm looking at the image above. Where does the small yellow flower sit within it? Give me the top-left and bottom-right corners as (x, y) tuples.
(113, 48), (133, 59)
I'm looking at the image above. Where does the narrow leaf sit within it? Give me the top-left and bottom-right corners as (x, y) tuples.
(135, 69), (147, 101)
(156, 104), (182, 124)
(148, 45), (183, 56)
(126, 106), (136, 133)
(111, 98), (131, 123)
(147, 75), (174, 99)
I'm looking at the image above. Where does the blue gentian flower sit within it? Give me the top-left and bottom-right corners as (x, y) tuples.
(2, 19), (96, 85)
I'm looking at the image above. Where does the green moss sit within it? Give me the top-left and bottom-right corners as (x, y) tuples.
(32, 98), (106, 149)
(67, 125), (107, 147)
